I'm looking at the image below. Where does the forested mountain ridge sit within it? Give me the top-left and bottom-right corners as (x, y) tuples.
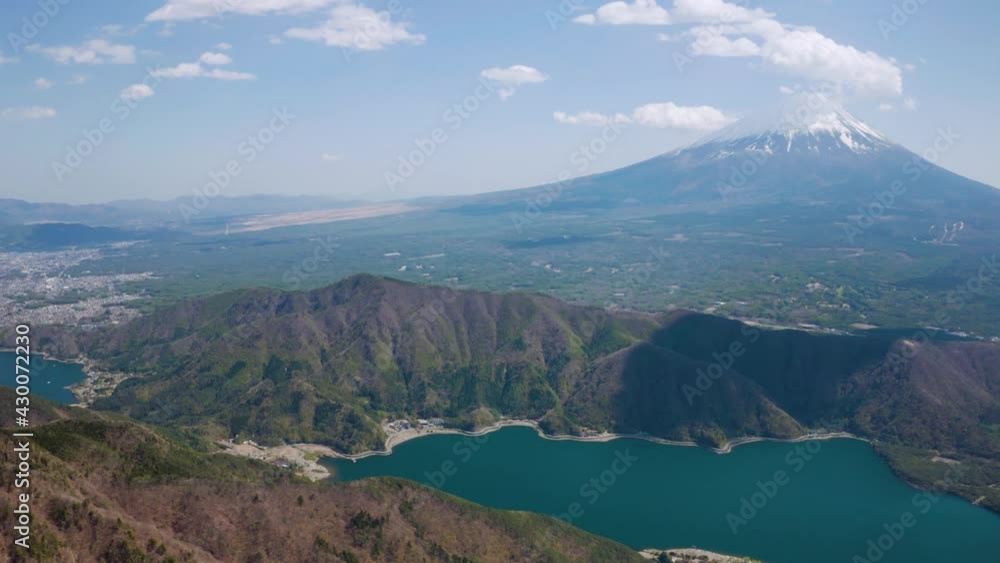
(39, 274), (1000, 512)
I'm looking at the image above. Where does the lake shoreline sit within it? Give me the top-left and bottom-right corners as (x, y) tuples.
(219, 418), (869, 481)
(0, 349), (133, 407)
(641, 547), (762, 562)
(326, 418), (869, 461)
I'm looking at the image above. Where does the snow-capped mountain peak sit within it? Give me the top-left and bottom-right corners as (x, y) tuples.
(689, 95), (892, 156)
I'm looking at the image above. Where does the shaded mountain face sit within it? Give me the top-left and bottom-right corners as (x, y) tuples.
(48, 275), (1000, 510)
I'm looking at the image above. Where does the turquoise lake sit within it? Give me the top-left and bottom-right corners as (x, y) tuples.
(326, 425), (1000, 563)
(0, 351), (86, 404)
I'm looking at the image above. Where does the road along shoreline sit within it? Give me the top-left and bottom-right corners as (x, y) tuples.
(218, 417), (869, 481)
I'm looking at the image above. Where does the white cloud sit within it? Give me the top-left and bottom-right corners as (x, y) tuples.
(672, 0), (772, 23)
(555, 102), (731, 131)
(656, 32), (673, 41)
(268, 36), (283, 45)
(216, 42), (233, 50)
(205, 69), (256, 80)
(481, 65), (548, 100)
(120, 83), (155, 102)
(877, 103), (894, 112)
(0, 53), (17, 64)
(34, 78), (54, 90)
(147, 0), (331, 21)
(753, 23), (902, 97)
(481, 65), (547, 85)
(574, 0), (670, 25)
(152, 53), (255, 81)
(631, 102), (732, 130)
(68, 74), (89, 85)
(321, 152), (344, 162)
(575, 0), (904, 98)
(553, 111), (631, 127)
(285, 2), (425, 51)
(199, 52), (232, 65)
(689, 30), (759, 56)
(902, 96), (918, 111)
(2, 106), (57, 120)
(98, 23), (149, 36)
(27, 39), (135, 64)
(778, 85), (795, 95)
(152, 62), (203, 79)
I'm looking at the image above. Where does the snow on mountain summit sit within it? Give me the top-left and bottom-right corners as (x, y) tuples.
(688, 95), (892, 156)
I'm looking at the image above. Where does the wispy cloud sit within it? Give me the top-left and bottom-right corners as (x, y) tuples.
(574, 0), (671, 25)
(151, 52), (255, 81)
(147, 0), (331, 21)
(2, 106), (57, 120)
(34, 78), (54, 90)
(285, 2), (425, 51)
(199, 52), (232, 65)
(120, 84), (156, 102)
(27, 39), (136, 65)
(480, 65), (548, 100)
(321, 152), (344, 162)
(555, 101), (732, 131)
(553, 111), (631, 127)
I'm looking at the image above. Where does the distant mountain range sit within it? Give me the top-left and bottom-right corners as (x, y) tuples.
(0, 194), (364, 228)
(40, 274), (1000, 513)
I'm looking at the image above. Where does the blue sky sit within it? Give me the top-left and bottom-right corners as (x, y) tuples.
(1, 0), (998, 203)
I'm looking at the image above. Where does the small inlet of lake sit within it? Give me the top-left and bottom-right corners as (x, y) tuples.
(326, 425), (1000, 563)
(0, 351), (86, 404)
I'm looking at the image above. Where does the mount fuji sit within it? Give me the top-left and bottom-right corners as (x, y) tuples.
(451, 96), (999, 242)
